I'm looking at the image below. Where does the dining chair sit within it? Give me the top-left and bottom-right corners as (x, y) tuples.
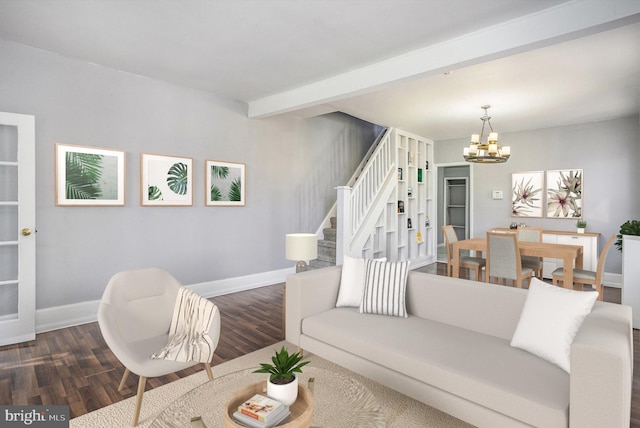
(486, 231), (533, 288)
(442, 225), (485, 281)
(98, 268), (221, 426)
(517, 227), (544, 279)
(552, 234), (616, 301)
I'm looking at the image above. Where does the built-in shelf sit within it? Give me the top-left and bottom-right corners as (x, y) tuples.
(394, 131), (434, 263)
(444, 177), (469, 241)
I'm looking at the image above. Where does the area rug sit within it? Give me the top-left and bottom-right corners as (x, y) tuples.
(70, 341), (473, 428)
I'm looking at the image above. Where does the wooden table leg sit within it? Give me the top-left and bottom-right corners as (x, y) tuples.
(563, 256), (574, 289)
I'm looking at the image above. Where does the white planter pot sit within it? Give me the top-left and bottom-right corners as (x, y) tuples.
(577, 228), (585, 234)
(266, 375), (298, 406)
(622, 235), (640, 328)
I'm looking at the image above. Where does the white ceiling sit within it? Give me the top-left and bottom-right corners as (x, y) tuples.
(0, 0), (639, 140)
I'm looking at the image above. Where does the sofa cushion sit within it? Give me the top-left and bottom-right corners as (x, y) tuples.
(511, 277), (597, 373)
(359, 259), (409, 317)
(405, 272), (528, 341)
(336, 255), (386, 307)
(302, 308), (569, 428)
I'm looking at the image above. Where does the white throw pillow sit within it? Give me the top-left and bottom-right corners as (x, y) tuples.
(359, 259), (410, 318)
(336, 255), (386, 307)
(510, 277), (597, 373)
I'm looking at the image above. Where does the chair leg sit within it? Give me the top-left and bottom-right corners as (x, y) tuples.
(132, 376), (146, 427)
(118, 368), (130, 392)
(204, 363), (214, 381)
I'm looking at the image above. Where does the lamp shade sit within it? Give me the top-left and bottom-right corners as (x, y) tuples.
(285, 233), (318, 261)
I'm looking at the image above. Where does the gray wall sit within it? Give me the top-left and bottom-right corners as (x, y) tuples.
(0, 40), (377, 309)
(434, 115), (640, 274)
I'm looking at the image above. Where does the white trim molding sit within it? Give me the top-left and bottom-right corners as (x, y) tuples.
(248, 1), (640, 118)
(604, 272), (622, 289)
(35, 267), (295, 334)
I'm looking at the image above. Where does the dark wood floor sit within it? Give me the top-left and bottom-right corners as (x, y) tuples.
(1, 262), (638, 426)
(0, 284), (285, 418)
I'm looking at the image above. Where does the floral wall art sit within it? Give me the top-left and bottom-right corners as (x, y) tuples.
(511, 171), (543, 218)
(546, 169), (583, 218)
(141, 153), (193, 206)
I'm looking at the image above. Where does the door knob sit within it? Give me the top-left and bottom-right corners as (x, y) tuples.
(21, 228), (32, 236)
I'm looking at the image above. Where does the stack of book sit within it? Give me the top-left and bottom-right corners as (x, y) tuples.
(233, 394), (290, 428)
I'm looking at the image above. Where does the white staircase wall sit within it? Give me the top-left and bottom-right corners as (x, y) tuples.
(336, 128), (436, 267)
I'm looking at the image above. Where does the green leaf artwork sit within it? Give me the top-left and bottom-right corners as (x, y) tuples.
(207, 161), (245, 205)
(211, 165), (229, 180)
(228, 178), (242, 202)
(167, 162), (188, 195)
(210, 185), (222, 201)
(148, 185), (162, 201)
(65, 152), (104, 199)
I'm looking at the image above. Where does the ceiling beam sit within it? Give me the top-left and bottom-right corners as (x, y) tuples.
(248, 0), (640, 119)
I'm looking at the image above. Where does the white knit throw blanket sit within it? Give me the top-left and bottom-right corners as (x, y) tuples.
(151, 287), (217, 363)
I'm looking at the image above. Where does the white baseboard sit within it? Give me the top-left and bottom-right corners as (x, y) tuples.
(604, 272), (622, 288)
(35, 267), (295, 334)
(36, 300), (101, 333)
(409, 255), (436, 270)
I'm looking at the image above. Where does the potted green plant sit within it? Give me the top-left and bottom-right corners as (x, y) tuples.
(576, 219), (587, 233)
(253, 346), (309, 405)
(616, 220), (640, 251)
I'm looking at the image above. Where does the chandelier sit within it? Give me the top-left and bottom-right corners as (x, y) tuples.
(463, 105), (510, 163)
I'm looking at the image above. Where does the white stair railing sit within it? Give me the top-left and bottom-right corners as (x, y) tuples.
(336, 128), (396, 263)
(315, 127), (389, 238)
(348, 130), (394, 235)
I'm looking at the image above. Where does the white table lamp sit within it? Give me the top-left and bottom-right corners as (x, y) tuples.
(286, 233), (318, 273)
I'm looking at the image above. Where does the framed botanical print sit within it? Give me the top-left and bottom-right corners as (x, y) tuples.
(511, 171), (543, 217)
(205, 160), (245, 206)
(55, 143), (126, 206)
(546, 169), (583, 218)
(141, 153), (193, 206)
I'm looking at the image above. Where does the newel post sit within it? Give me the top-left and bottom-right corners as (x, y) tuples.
(336, 186), (352, 266)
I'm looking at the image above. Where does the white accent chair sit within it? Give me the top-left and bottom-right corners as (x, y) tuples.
(552, 234), (616, 302)
(97, 268), (221, 426)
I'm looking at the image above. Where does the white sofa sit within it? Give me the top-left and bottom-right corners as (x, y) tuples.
(285, 266), (633, 428)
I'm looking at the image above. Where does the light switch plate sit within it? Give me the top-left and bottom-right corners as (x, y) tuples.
(492, 190), (504, 200)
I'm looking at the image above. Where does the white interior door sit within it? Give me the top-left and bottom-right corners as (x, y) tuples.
(0, 112), (36, 346)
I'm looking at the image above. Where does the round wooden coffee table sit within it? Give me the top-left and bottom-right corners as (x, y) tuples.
(150, 366), (384, 428)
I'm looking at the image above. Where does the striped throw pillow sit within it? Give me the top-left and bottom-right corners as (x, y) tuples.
(359, 259), (410, 317)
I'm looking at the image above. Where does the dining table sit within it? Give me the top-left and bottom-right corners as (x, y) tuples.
(451, 237), (584, 287)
